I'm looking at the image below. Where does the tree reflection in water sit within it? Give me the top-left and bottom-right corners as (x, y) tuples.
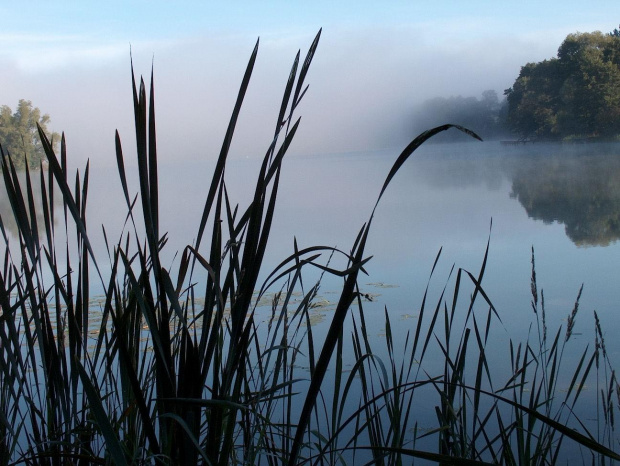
(509, 149), (620, 246)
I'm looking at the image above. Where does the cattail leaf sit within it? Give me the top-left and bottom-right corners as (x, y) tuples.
(115, 130), (132, 210)
(148, 64), (159, 242)
(118, 249), (173, 384)
(470, 384), (620, 460)
(463, 269), (501, 323)
(1, 154), (35, 262)
(288, 29), (321, 128)
(24, 163), (40, 255)
(274, 50), (299, 141)
(39, 167), (54, 252)
(195, 38), (259, 252)
(36, 125), (103, 281)
(76, 361), (128, 466)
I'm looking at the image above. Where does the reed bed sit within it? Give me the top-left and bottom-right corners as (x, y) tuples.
(0, 30), (619, 465)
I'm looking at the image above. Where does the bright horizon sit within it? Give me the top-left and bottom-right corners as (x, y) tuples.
(1, 1), (618, 166)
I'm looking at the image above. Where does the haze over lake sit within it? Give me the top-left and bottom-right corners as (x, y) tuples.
(4, 140), (618, 349)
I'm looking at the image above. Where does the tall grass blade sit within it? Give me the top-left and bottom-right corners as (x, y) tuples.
(36, 125), (103, 280)
(195, 38), (259, 253)
(76, 362), (128, 466)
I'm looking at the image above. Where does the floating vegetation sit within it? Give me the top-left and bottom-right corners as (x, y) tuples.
(366, 281), (400, 288)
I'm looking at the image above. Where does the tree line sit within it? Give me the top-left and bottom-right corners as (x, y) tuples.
(505, 26), (620, 141)
(2, 25), (620, 171)
(413, 25), (620, 142)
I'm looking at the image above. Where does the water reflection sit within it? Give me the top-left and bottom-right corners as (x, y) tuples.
(414, 142), (620, 247)
(3, 143), (620, 252)
(508, 151), (620, 246)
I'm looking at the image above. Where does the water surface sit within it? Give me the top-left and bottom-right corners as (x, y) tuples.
(3, 140), (620, 459)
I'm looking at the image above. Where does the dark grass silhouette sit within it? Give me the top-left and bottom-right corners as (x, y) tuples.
(0, 30), (618, 465)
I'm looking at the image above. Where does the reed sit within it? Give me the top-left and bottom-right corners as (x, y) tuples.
(0, 30), (618, 465)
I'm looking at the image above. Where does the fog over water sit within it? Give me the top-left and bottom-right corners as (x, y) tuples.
(1, 19), (611, 168)
(3, 142), (618, 336)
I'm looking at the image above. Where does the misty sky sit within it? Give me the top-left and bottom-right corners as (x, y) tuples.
(1, 1), (618, 166)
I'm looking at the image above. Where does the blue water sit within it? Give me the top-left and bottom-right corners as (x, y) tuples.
(2, 140), (620, 461)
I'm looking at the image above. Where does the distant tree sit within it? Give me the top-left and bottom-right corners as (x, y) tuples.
(412, 90), (509, 141)
(505, 29), (620, 140)
(481, 89), (501, 112)
(0, 100), (60, 169)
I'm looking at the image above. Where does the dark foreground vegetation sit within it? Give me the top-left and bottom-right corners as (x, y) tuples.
(1, 30), (619, 465)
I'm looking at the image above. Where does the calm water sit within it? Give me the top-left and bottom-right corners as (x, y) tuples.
(3, 140), (620, 458)
(4, 140), (620, 366)
(69, 140), (619, 346)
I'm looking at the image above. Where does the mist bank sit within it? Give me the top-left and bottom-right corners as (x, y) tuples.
(1, 24), (577, 167)
(410, 90), (511, 142)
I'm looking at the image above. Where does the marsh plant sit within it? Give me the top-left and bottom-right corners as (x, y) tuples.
(0, 30), (619, 465)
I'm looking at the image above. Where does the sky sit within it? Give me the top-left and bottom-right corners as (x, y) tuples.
(1, 1), (618, 166)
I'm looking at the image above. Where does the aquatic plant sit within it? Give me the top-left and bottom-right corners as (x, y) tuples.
(0, 30), (618, 465)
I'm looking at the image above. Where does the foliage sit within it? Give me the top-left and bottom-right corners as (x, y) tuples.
(411, 90), (509, 142)
(505, 29), (620, 140)
(0, 31), (619, 465)
(0, 100), (60, 169)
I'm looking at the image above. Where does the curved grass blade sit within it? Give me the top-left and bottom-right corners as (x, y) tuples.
(76, 361), (128, 466)
(462, 383), (620, 460)
(159, 413), (212, 465)
(289, 123), (480, 465)
(373, 124), (481, 214)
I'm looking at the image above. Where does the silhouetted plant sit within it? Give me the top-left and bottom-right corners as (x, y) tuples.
(0, 30), (618, 465)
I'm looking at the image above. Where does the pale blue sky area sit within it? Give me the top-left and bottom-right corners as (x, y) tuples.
(1, 2), (613, 38)
(1, 2), (618, 163)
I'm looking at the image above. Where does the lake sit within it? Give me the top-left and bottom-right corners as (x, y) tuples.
(59, 140), (620, 347)
(2, 139), (620, 460)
